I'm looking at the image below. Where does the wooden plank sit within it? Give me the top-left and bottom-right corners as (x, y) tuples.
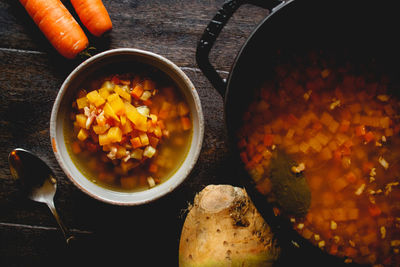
(0, 0), (269, 70)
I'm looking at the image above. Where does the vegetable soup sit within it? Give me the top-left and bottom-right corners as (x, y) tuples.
(238, 51), (400, 266)
(65, 69), (192, 192)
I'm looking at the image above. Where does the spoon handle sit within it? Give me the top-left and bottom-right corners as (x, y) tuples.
(47, 200), (75, 244)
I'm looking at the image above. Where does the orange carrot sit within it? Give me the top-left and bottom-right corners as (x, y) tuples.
(70, 0), (112, 37)
(20, 0), (89, 59)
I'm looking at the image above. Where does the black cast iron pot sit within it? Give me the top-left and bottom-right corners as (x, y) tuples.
(196, 0), (400, 266)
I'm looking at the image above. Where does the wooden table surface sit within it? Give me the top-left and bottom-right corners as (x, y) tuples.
(0, 0), (276, 266)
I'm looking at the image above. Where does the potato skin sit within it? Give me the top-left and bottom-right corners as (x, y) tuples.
(179, 185), (280, 267)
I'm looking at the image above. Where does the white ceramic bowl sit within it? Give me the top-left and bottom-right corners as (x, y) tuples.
(50, 48), (204, 205)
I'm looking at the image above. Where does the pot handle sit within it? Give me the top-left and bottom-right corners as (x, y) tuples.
(196, 0), (285, 97)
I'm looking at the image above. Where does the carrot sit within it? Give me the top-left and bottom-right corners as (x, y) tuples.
(20, 0), (89, 59)
(70, 0), (112, 37)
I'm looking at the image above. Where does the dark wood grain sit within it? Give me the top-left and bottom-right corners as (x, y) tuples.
(0, 1), (270, 265)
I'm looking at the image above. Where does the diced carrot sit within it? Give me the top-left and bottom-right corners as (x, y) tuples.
(368, 204), (382, 217)
(364, 131), (375, 143)
(345, 172), (357, 183)
(71, 141), (81, 154)
(329, 244), (338, 255)
(312, 121), (323, 131)
(131, 84), (144, 99)
(149, 163), (158, 173)
(322, 192), (335, 206)
(362, 161), (374, 174)
(181, 116), (191, 130)
(130, 137), (142, 148)
(347, 208), (359, 220)
(339, 120), (350, 132)
(111, 75), (120, 85)
(263, 134), (274, 146)
(355, 125), (366, 136)
(332, 208), (347, 221)
(149, 136), (159, 148)
(333, 149), (342, 163)
(251, 153), (263, 164)
(332, 177), (348, 192)
(344, 247), (358, 258)
(343, 139), (353, 148)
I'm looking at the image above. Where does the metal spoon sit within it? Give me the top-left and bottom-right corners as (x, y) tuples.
(8, 148), (74, 244)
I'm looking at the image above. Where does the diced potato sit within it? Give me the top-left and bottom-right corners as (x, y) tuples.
(103, 102), (120, 122)
(116, 146), (127, 159)
(98, 133), (111, 146)
(131, 148), (143, 160)
(121, 120), (134, 134)
(178, 102), (190, 116)
(140, 91), (152, 101)
(93, 124), (110, 134)
(77, 128), (89, 141)
(76, 96), (88, 109)
(114, 85), (131, 102)
(143, 146), (156, 158)
(75, 114), (87, 128)
(137, 106), (150, 117)
(98, 87), (110, 99)
(86, 90), (105, 107)
(101, 80), (114, 91)
(124, 102), (147, 131)
(108, 93), (125, 116)
(107, 127), (122, 143)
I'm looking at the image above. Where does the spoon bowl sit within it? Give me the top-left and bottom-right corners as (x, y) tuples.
(8, 148), (74, 244)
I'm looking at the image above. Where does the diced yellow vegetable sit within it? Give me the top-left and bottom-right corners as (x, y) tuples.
(103, 102), (120, 122)
(107, 93), (125, 116)
(143, 145), (156, 158)
(120, 115), (127, 126)
(131, 148), (143, 160)
(309, 138), (322, 152)
(107, 126), (123, 143)
(124, 102), (148, 131)
(114, 85), (131, 102)
(76, 97), (88, 109)
(121, 120), (134, 134)
(93, 124), (110, 134)
(315, 132), (330, 146)
(98, 87), (110, 99)
(75, 114), (87, 129)
(139, 133), (150, 146)
(86, 90), (105, 107)
(101, 80), (114, 91)
(116, 146), (127, 158)
(143, 79), (155, 91)
(77, 128), (89, 141)
(99, 133), (111, 146)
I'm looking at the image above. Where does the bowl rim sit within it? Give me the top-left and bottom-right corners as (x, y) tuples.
(50, 48), (204, 205)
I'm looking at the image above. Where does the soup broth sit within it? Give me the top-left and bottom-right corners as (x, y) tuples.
(65, 67), (192, 192)
(238, 51), (400, 266)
